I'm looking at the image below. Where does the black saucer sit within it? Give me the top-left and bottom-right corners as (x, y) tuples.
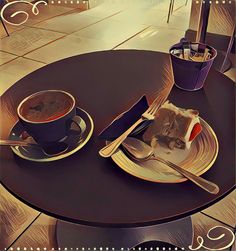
(9, 107), (94, 162)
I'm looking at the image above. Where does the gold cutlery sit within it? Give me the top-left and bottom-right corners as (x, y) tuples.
(0, 139), (37, 147)
(99, 95), (166, 158)
(122, 137), (219, 194)
(0, 139), (68, 156)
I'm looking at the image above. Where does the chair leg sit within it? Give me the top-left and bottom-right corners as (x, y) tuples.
(167, 0), (173, 23)
(171, 0), (175, 14)
(1, 18), (9, 37)
(220, 25), (235, 73)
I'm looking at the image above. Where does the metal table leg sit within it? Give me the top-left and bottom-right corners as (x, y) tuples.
(56, 217), (193, 250)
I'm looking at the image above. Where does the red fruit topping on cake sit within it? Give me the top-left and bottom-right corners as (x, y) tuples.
(189, 123), (202, 141)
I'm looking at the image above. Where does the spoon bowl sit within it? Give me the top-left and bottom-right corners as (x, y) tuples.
(122, 137), (154, 161)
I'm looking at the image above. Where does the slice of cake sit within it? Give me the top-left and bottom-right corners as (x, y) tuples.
(143, 101), (202, 150)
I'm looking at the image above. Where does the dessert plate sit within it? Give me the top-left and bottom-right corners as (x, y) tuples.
(111, 118), (218, 183)
(9, 107), (94, 162)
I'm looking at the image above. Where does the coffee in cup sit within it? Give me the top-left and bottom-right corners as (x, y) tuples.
(19, 91), (73, 123)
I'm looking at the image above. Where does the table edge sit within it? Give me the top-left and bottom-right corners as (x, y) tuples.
(0, 179), (235, 228)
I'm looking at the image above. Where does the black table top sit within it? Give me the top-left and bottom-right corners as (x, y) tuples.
(0, 50), (235, 227)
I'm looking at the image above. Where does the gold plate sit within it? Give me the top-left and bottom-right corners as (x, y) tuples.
(111, 118), (219, 183)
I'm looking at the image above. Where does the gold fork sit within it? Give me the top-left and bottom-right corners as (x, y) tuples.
(99, 95), (166, 158)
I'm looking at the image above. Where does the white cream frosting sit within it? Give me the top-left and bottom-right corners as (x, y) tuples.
(161, 101), (200, 149)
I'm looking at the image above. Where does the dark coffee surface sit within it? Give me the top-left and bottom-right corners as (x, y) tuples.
(0, 50), (235, 227)
(20, 92), (72, 122)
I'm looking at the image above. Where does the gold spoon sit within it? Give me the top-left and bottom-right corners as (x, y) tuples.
(122, 137), (219, 194)
(0, 139), (68, 156)
(0, 139), (39, 147)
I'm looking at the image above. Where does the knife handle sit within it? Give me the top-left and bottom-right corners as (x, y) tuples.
(99, 118), (144, 158)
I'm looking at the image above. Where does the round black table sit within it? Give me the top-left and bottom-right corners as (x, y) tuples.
(0, 50), (235, 249)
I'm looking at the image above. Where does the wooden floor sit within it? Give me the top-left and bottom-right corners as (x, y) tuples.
(0, 0), (235, 250)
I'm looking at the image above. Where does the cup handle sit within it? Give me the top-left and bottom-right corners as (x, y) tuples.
(67, 116), (82, 135)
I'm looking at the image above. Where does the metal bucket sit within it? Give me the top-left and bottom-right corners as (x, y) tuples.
(169, 39), (217, 91)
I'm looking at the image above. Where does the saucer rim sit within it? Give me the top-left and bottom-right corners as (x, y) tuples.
(9, 107), (94, 162)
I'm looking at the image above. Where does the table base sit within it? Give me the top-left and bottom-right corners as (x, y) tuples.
(56, 217), (192, 250)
